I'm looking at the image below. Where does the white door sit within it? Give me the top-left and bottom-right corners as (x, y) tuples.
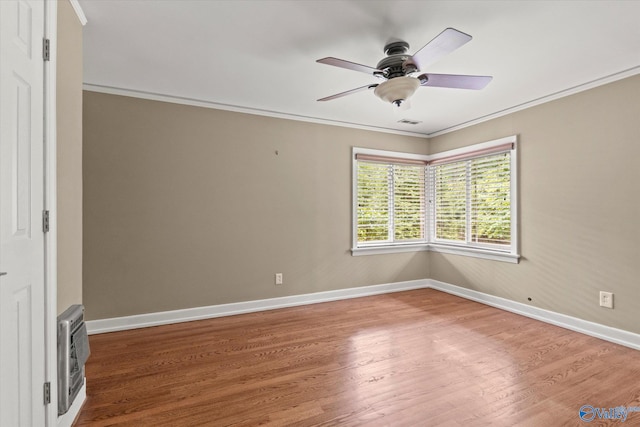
(0, 0), (47, 426)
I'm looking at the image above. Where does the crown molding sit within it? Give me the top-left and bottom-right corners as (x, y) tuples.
(82, 84), (430, 139)
(68, 0), (87, 26)
(427, 66), (640, 137)
(84, 65), (640, 140)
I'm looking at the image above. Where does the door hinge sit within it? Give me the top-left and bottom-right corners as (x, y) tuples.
(43, 38), (50, 61)
(42, 210), (50, 233)
(43, 382), (51, 405)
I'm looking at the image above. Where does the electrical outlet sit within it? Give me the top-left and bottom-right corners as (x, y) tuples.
(275, 273), (283, 285)
(599, 291), (613, 309)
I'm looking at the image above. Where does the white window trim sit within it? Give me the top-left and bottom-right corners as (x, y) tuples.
(352, 136), (520, 264)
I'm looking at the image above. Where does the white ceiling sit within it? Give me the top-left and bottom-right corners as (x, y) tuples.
(78, 0), (640, 137)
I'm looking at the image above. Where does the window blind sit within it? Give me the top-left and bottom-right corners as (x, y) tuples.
(433, 159), (467, 242)
(470, 152), (511, 245)
(429, 142), (513, 165)
(355, 153), (428, 166)
(356, 161), (426, 244)
(393, 164), (426, 241)
(431, 149), (512, 247)
(357, 161), (391, 243)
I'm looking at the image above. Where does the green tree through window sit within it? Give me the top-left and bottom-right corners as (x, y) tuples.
(357, 162), (425, 242)
(433, 152), (511, 246)
(470, 153), (511, 245)
(357, 162), (390, 242)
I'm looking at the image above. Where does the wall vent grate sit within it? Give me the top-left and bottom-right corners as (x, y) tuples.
(397, 119), (422, 125)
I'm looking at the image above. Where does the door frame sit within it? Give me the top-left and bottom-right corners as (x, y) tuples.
(44, 0), (58, 425)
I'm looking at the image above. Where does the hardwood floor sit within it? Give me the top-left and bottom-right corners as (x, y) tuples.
(74, 289), (640, 426)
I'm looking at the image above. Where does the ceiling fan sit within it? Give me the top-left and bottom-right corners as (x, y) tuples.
(316, 28), (492, 108)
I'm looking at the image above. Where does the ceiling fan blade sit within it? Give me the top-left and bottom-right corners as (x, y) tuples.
(418, 73), (492, 90)
(317, 84), (379, 101)
(410, 28), (472, 70)
(316, 57), (381, 75)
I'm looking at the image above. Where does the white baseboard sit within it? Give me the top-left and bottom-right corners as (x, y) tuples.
(57, 382), (86, 427)
(86, 278), (640, 351)
(428, 279), (640, 351)
(86, 279), (430, 334)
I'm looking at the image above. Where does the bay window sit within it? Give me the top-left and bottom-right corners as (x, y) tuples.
(352, 135), (519, 262)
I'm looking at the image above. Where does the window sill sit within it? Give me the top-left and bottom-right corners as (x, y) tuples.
(351, 243), (430, 256)
(351, 243), (520, 263)
(428, 243), (520, 264)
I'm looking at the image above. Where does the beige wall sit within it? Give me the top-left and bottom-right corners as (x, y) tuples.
(82, 92), (430, 320)
(83, 76), (640, 335)
(428, 75), (640, 334)
(57, 0), (83, 314)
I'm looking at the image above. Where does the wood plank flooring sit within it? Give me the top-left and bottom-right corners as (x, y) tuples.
(73, 289), (640, 426)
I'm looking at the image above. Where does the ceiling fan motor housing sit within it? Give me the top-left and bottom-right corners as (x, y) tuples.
(377, 40), (418, 78)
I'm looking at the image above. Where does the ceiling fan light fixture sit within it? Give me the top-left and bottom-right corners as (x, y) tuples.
(374, 76), (420, 107)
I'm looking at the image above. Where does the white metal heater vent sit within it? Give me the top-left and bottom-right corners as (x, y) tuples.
(57, 304), (90, 415)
